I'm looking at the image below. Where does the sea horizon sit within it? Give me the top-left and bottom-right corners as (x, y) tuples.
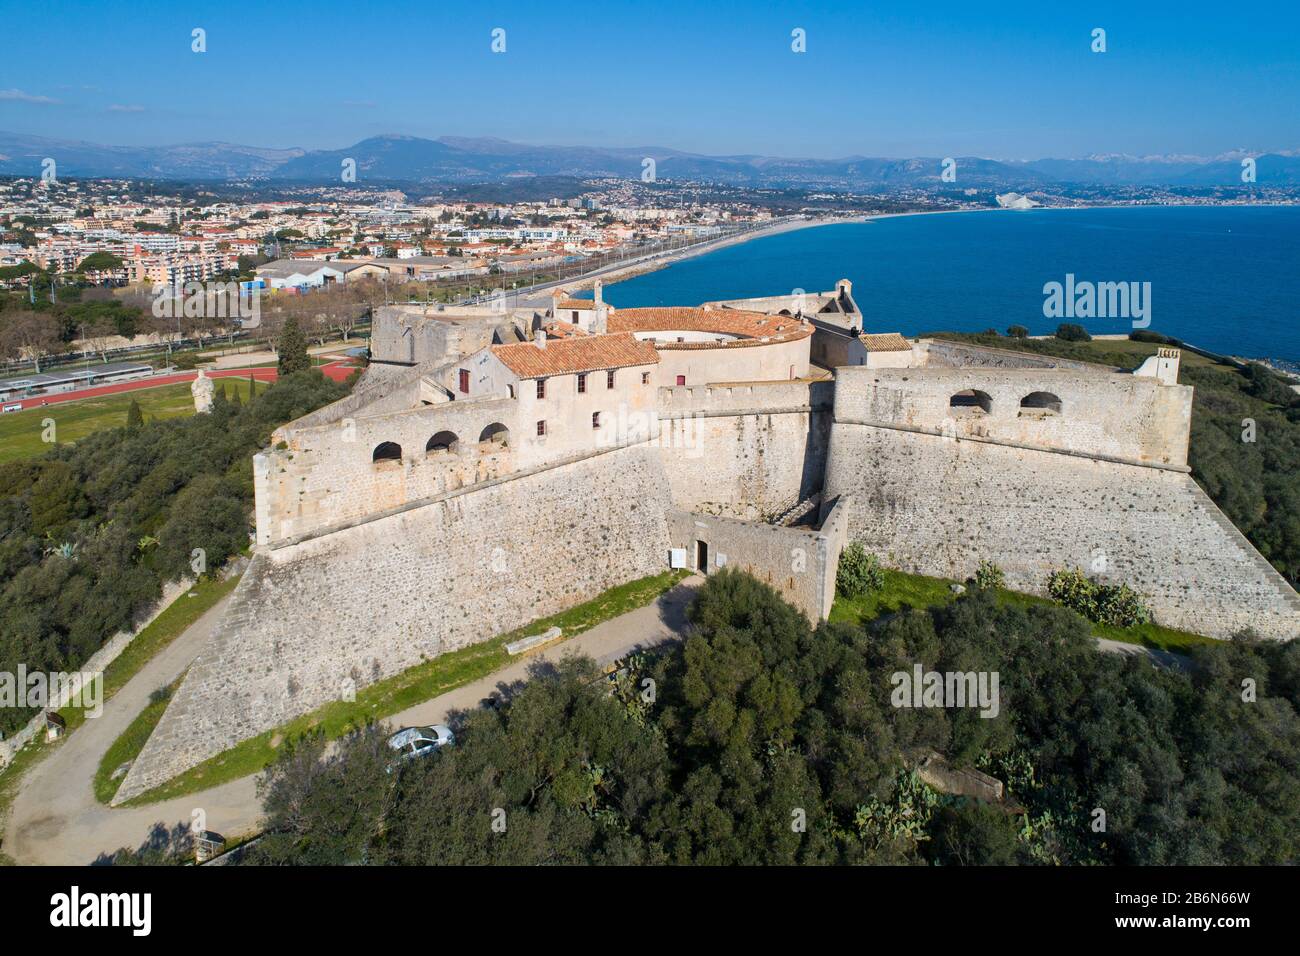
(589, 204), (1300, 365)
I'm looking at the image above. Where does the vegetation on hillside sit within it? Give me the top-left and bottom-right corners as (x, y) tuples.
(125, 570), (1297, 866)
(0, 370), (348, 736)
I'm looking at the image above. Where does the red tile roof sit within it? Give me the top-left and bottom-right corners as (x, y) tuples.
(858, 332), (913, 352)
(492, 332), (658, 379)
(607, 307), (811, 347)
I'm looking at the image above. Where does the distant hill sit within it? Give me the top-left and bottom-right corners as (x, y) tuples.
(2, 130), (1297, 189)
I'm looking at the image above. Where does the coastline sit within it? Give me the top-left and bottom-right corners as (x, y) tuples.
(577, 199), (1300, 295)
(563, 215), (853, 291)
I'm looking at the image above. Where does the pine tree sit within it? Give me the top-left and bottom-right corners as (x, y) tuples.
(277, 317), (310, 375)
(126, 399), (143, 431)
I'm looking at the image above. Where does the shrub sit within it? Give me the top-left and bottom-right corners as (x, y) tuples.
(1055, 323), (1091, 342)
(1047, 567), (1152, 628)
(972, 559), (1005, 591)
(837, 542), (885, 597)
(1006, 325), (1029, 339)
(1129, 330), (1180, 346)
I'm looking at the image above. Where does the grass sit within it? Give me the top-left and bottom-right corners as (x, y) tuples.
(94, 679), (182, 804)
(829, 568), (1221, 654)
(57, 572), (241, 733)
(0, 378), (258, 464)
(109, 569), (690, 807)
(926, 331), (1222, 374)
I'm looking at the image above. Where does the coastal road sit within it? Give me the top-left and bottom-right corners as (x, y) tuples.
(2, 576), (702, 866)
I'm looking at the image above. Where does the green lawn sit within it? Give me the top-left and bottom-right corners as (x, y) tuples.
(108, 569), (690, 806)
(0, 379), (257, 464)
(830, 568), (1220, 654)
(94, 678), (182, 804)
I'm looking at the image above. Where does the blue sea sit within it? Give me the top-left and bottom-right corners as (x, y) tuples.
(594, 205), (1300, 363)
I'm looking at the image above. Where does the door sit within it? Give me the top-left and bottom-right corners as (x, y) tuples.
(695, 540), (709, 573)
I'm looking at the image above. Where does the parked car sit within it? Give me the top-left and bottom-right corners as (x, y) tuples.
(385, 724), (454, 771)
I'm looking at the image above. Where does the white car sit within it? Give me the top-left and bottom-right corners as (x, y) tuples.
(386, 725), (454, 768)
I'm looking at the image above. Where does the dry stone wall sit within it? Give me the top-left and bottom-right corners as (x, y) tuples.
(115, 444), (674, 803)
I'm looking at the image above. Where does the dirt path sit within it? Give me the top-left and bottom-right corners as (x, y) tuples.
(4, 578), (701, 865)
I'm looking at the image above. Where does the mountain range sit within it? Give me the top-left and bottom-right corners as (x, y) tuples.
(2, 131), (1299, 189)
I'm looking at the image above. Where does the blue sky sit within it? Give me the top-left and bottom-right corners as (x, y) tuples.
(2, 0), (1298, 158)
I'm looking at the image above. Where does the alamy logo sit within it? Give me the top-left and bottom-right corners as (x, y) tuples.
(50, 886), (151, 936)
(1042, 273), (1151, 328)
(0, 665), (102, 718)
(890, 664), (1000, 718)
(152, 281), (261, 328)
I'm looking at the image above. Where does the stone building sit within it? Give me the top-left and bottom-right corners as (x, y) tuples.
(113, 280), (1300, 804)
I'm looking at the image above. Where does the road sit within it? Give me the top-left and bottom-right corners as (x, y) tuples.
(3, 571), (1187, 865)
(3, 576), (702, 866)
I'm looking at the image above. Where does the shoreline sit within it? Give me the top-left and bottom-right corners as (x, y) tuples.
(579, 199), (1300, 293)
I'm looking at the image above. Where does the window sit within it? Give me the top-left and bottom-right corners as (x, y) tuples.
(372, 441), (402, 463)
(507, 384), (515, 399)
(577, 373), (587, 393)
(592, 411), (601, 429)
(676, 375), (686, 386)
(536, 379), (546, 399)
(1020, 391), (1063, 415)
(642, 372), (650, 385)
(606, 369), (616, 389)
(536, 420), (547, 437)
(949, 389), (993, 415)
(571, 310), (579, 323)
(458, 369), (469, 394)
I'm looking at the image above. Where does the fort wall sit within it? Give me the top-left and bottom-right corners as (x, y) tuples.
(667, 494), (849, 621)
(115, 443), (675, 803)
(656, 380), (832, 518)
(256, 396), (519, 545)
(822, 423), (1300, 640)
(832, 364), (1191, 468)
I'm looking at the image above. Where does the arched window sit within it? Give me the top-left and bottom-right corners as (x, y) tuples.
(479, 422), (509, 447)
(949, 389), (993, 415)
(1020, 391), (1063, 415)
(426, 431), (458, 455)
(372, 441), (402, 463)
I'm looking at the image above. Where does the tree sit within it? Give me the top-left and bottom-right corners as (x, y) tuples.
(277, 316), (311, 374)
(1006, 325), (1029, 339)
(0, 309), (60, 372)
(126, 399), (143, 431)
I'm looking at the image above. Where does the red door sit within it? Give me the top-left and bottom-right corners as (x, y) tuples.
(458, 369), (470, 393)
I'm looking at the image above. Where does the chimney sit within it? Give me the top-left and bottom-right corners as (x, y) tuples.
(534, 329), (547, 350)
(594, 279), (603, 306)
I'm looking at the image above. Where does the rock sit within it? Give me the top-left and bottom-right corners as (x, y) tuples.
(949, 583), (966, 594)
(110, 761), (133, 781)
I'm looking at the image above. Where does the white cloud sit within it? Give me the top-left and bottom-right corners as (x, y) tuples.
(0, 88), (61, 105)
(107, 104), (146, 113)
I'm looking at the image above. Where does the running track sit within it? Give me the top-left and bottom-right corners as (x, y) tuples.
(3, 359), (358, 412)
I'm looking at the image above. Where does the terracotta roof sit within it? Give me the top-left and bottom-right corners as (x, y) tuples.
(541, 321), (590, 339)
(607, 307), (811, 346)
(554, 298), (598, 310)
(492, 333), (658, 379)
(858, 332), (913, 352)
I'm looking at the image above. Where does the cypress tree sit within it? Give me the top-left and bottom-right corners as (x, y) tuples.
(277, 317), (310, 375)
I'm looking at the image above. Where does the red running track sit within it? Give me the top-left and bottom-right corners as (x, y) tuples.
(3, 360), (358, 412)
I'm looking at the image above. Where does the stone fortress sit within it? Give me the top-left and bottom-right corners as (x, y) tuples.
(115, 278), (1300, 803)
